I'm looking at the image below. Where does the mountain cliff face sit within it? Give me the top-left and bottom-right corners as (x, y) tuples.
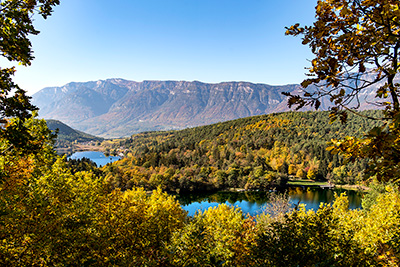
(31, 78), (360, 138)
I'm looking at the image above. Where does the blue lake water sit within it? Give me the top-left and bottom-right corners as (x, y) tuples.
(178, 188), (363, 217)
(68, 151), (121, 167)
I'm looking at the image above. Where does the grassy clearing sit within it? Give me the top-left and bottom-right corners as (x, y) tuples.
(287, 179), (330, 187)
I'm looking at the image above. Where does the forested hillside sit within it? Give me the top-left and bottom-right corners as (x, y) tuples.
(46, 120), (103, 153)
(4, 113), (400, 266)
(103, 110), (381, 192)
(46, 120), (103, 143)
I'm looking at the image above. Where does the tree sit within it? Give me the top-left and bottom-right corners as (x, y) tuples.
(285, 0), (400, 120)
(285, 0), (400, 182)
(253, 192), (400, 266)
(0, 117), (65, 265)
(169, 204), (256, 266)
(94, 187), (187, 266)
(0, 0), (60, 153)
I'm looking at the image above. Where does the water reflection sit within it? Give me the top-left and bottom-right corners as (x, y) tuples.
(177, 188), (363, 217)
(287, 187), (362, 211)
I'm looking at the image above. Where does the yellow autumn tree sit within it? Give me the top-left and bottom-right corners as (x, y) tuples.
(285, 0), (400, 182)
(169, 204), (257, 266)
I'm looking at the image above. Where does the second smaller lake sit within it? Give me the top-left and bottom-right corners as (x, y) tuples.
(177, 188), (363, 217)
(68, 151), (121, 167)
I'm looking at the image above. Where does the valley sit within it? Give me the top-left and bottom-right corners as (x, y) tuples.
(55, 109), (381, 193)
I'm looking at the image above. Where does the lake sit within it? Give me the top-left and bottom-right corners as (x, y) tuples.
(66, 152), (365, 216)
(177, 187), (363, 216)
(68, 151), (121, 167)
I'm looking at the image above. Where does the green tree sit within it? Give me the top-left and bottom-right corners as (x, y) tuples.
(285, 0), (400, 182)
(0, 0), (60, 153)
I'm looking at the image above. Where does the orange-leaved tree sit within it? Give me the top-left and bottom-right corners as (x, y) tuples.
(285, 0), (400, 182)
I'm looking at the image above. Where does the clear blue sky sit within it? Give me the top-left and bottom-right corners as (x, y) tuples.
(2, 0), (318, 94)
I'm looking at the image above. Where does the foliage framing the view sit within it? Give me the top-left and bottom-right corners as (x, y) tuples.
(285, 0), (400, 182)
(2, 0), (400, 265)
(0, 0), (60, 153)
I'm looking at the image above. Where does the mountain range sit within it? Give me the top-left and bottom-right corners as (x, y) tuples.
(32, 78), (377, 138)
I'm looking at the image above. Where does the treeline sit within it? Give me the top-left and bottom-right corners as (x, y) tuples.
(66, 157), (104, 176)
(103, 110), (381, 192)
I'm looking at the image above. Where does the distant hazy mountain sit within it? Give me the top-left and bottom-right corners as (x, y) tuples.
(32, 78), (377, 138)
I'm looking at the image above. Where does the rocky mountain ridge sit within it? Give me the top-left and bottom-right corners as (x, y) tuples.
(32, 78), (374, 138)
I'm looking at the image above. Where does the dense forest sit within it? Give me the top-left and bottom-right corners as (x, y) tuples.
(2, 114), (399, 266)
(102, 110), (381, 192)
